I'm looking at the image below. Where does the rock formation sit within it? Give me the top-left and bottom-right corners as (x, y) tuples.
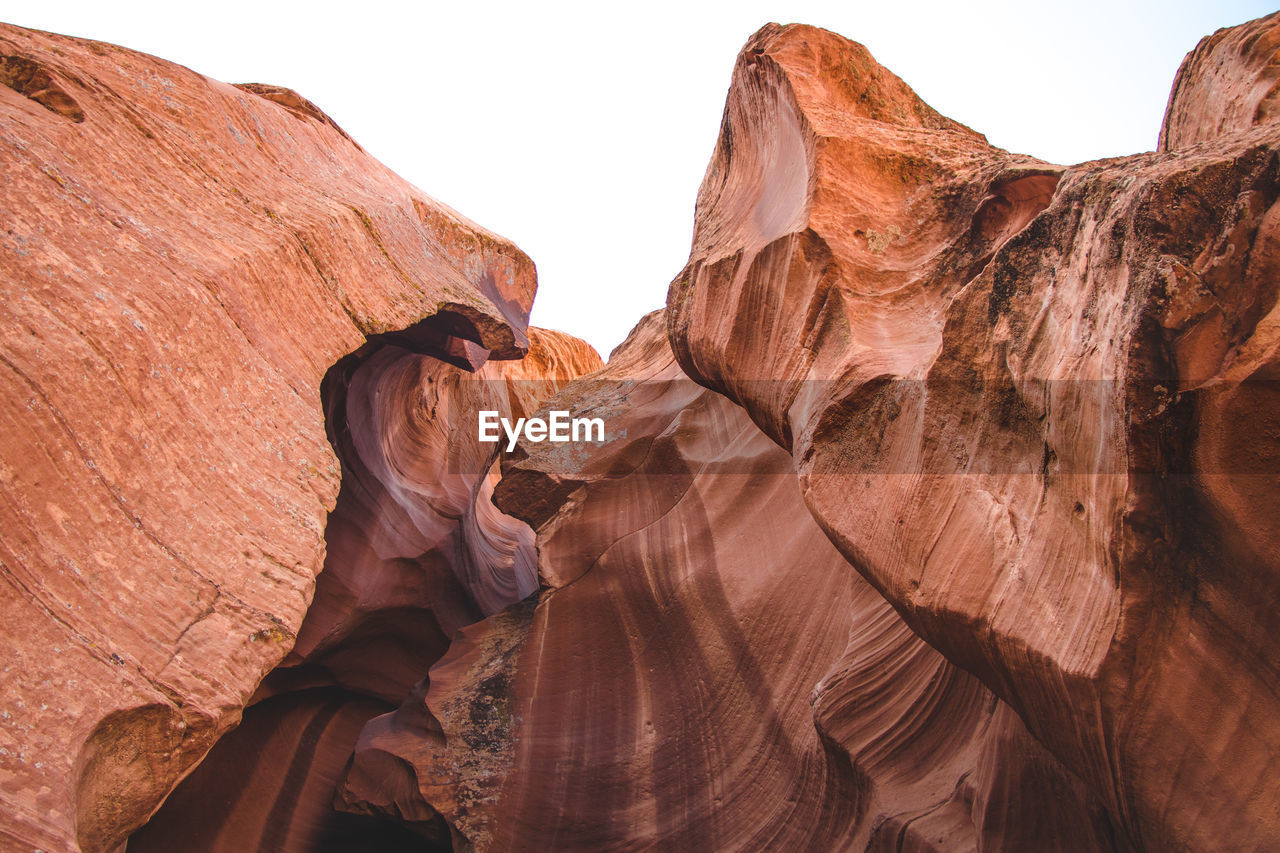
(128, 328), (600, 852)
(336, 311), (1113, 851)
(3, 9), (1279, 853)
(669, 16), (1280, 851)
(1159, 12), (1280, 152)
(0, 20), (541, 853)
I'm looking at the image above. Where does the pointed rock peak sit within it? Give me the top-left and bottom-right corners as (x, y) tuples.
(742, 22), (985, 139)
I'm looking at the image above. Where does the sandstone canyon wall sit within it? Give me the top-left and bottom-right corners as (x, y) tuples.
(348, 309), (1111, 851)
(128, 328), (601, 852)
(1, 10), (1278, 853)
(0, 20), (562, 853)
(669, 15), (1280, 852)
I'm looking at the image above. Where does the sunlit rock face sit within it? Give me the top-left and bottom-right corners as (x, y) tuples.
(338, 311), (1113, 852)
(0, 21), (540, 853)
(1159, 11), (1280, 152)
(669, 17), (1280, 850)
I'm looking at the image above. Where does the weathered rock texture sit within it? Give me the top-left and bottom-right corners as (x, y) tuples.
(277, 325), (601, 705)
(0, 21), (539, 853)
(7, 11), (1279, 853)
(669, 18), (1280, 851)
(129, 328), (601, 851)
(1160, 11), (1280, 152)
(338, 311), (1113, 851)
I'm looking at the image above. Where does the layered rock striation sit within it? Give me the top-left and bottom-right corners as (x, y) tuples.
(129, 328), (601, 852)
(3, 10), (1279, 853)
(669, 17), (1280, 850)
(0, 21), (540, 853)
(341, 311), (1112, 851)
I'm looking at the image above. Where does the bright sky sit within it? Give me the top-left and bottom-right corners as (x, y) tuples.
(6, 2), (1275, 358)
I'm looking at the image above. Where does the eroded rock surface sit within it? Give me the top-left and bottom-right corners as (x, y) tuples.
(128, 327), (600, 852)
(0, 22), (537, 853)
(340, 312), (1111, 851)
(6, 11), (1278, 853)
(276, 326), (602, 704)
(127, 689), (431, 853)
(1160, 11), (1280, 152)
(669, 19), (1280, 850)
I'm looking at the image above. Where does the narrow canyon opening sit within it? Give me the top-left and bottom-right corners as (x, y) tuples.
(127, 311), (538, 852)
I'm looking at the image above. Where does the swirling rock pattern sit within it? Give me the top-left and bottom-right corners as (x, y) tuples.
(128, 689), (433, 853)
(669, 18), (1280, 850)
(0, 21), (537, 853)
(344, 312), (1110, 851)
(276, 326), (602, 705)
(5, 12), (1278, 853)
(129, 327), (601, 851)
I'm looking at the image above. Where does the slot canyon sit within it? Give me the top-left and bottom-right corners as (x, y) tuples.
(1, 10), (1279, 852)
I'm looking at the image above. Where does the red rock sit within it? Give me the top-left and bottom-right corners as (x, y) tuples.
(8, 10), (1280, 852)
(126, 326), (599, 851)
(0, 22), (536, 853)
(342, 311), (1111, 851)
(271, 326), (601, 704)
(669, 18), (1280, 850)
(127, 689), (435, 853)
(1159, 11), (1280, 151)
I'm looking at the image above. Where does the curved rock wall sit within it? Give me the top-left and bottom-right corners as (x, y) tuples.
(340, 312), (1112, 851)
(4, 11), (1278, 853)
(1160, 11), (1280, 152)
(127, 689), (432, 853)
(668, 19), (1280, 850)
(129, 328), (600, 851)
(0, 21), (537, 853)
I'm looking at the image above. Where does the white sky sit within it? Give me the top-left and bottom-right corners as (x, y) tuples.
(6, 1), (1275, 358)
